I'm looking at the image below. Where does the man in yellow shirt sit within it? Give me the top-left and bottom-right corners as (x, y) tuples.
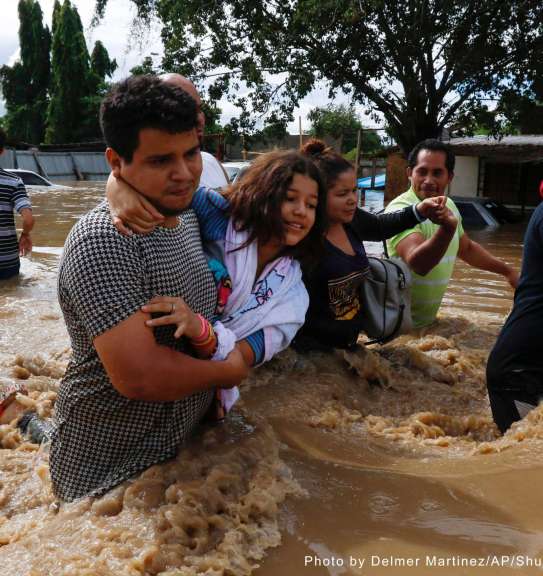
(386, 139), (518, 327)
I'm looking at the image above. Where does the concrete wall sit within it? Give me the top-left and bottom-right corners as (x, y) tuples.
(0, 148), (109, 181)
(448, 155), (479, 198)
(0, 148), (17, 169)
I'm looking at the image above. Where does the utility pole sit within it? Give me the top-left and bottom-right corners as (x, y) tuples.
(241, 133), (247, 161)
(354, 128), (362, 176)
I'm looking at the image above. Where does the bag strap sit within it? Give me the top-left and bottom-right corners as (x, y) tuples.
(373, 208), (390, 258)
(382, 239), (389, 258)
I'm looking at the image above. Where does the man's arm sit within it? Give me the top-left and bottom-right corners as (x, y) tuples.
(94, 310), (248, 402)
(457, 233), (519, 288)
(18, 207), (34, 256)
(395, 211), (458, 276)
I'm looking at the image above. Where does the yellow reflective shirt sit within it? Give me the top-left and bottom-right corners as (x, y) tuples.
(385, 188), (464, 327)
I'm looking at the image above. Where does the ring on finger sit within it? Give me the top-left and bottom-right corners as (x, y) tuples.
(170, 302), (176, 313)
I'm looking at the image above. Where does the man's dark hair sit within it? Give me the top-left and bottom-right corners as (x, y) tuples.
(0, 127), (6, 150)
(407, 139), (455, 174)
(100, 75), (198, 162)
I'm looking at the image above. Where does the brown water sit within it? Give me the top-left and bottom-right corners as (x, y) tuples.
(2, 183), (543, 575)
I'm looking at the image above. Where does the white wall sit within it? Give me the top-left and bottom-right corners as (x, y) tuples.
(447, 155), (479, 197)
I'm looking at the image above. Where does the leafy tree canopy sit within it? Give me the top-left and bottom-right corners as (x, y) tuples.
(0, 0), (50, 143)
(46, 0), (116, 143)
(308, 104), (382, 154)
(309, 104), (361, 147)
(130, 56), (158, 76)
(93, 0), (542, 153)
(91, 40), (118, 84)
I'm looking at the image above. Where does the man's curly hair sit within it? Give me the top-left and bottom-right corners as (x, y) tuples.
(100, 75), (198, 162)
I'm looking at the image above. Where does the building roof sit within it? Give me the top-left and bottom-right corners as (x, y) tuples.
(357, 173), (386, 189)
(447, 135), (543, 163)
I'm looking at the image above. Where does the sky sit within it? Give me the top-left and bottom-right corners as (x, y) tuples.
(0, 0), (372, 133)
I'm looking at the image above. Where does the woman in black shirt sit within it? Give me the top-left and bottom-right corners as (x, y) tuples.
(294, 139), (442, 350)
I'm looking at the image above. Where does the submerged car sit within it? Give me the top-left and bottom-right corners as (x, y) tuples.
(4, 169), (70, 189)
(222, 161), (252, 183)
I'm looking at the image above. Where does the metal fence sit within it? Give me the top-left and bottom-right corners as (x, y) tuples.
(0, 148), (109, 181)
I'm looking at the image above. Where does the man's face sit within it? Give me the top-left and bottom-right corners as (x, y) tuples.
(407, 149), (453, 199)
(107, 128), (202, 216)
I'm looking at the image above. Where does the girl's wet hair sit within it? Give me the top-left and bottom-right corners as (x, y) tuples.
(226, 150), (327, 266)
(301, 138), (354, 189)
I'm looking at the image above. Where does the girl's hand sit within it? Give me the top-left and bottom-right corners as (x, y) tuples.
(106, 173), (164, 235)
(142, 296), (202, 339)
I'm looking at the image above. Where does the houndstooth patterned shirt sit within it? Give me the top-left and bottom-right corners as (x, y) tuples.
(51, 201), (216, 501)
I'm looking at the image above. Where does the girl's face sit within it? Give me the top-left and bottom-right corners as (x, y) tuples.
(280, 173), (319, 246)
(326, 169), (358, 225)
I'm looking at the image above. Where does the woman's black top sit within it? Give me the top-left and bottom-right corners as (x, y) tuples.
(294, 205), (419, 350)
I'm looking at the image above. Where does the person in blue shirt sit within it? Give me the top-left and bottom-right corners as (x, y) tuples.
(0, 128), (34, 280)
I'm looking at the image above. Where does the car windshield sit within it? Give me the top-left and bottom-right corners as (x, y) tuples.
(224, 166), (240, 180)
(10, 171), (51, 186)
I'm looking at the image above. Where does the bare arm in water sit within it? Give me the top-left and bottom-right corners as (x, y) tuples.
(457, 233), (519, 289)
(18, 207), (34, 256)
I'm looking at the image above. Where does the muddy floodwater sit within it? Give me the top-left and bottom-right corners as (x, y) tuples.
(1, 183), (543, 575)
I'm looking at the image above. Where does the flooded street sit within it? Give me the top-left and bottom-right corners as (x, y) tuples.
(2, 182), (543, 575)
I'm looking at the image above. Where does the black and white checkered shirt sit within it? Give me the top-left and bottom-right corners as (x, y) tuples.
(51, 201), (217, 501)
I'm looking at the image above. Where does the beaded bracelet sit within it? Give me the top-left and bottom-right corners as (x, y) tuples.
(191, 321), (217, 358)
(192, 314), (209, 342)
(191, 322), (213, 346)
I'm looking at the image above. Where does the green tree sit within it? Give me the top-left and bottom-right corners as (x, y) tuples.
(258, 116), (288, 144)
(499, 90), (543, 135)
(451, 57), (543, 137)
(46, 0), (90, 143)
(308, 105), (382, 155)
(0, 0), (50, 144)
(82, 40), (119, 139)
(129, 56), (158, 76)
(309, 105), (352, 151)
(46, 1), (116, 143)
(93, 0), (542, 154)
(497, 56), (543, 135)
(90, 40), (117, 87)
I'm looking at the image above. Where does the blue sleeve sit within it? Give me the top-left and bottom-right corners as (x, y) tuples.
(191, 186), (229, 242)
(245, 330), (265, 365)
(13, 181), (31, 212)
